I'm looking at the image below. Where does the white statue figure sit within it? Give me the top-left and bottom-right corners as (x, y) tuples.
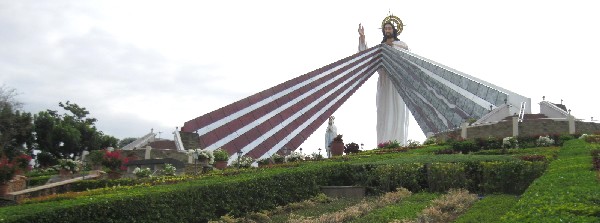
(358, 14), (410, 146)
(324, 116), (337, 158)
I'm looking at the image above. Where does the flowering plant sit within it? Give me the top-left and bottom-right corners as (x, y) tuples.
(187, 148), (214, 164)
(14, 154), (32, 171)
(101, 150), (129, 172)
(378, 140), (401, 149)
(502, 137), (519, 149)
(285, 151), (304, 162)
(162, 163), (176, 176)
(272, 153), (285, 164)
(0, 157), (16, 184)
(536, 135), (555, 147)
(231, 155), (254, 168)
(57, 159), (82, 173)
(213, 148), (229, 162)
(133, 167), (152, 178)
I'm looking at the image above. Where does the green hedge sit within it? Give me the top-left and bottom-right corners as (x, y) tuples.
(26, 176), (52, 187)
(0, 153), (549, 222)
(480, 161), (547, 194)
(427, 162), (467, 192)
(0, 167), (323, 222)
(502, 140), (600, 222)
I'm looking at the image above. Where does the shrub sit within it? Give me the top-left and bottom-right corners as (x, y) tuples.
(86, 150), (104, 167)
(133, 167), (152, 178)
(285, 152), (304, 162)
(14, 154), (32, 172)
(427, 162), (467, 192)
(502, 137), (518, 149)
(27, 175), (52, 187)
(213, 148), (229, 162)
(344, 142), (361, 154)
(536, 135), (555, 147)
(272, 154), (285, 164)
(231, 156), (254, 168)
(187, 148), (214, 164)
(451, 140), (478, 154)
(0, 157), (16, 184)
(101, 150), (129, 172)
(423, 137), (437, 145)
(57, 159), (82, 173)
(378, 140), (401, 149)
(406, 139), (421, 148)
(162, 163), (176, 176)
(35, 151), (57, 168)
(374, 163), (425, 192)
(480, 161), (547, 194)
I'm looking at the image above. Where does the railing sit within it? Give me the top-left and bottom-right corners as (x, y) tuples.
(174, 130), (185, 151)
(473, 104), (508, 125)
(539, 101), (570, 118)
(518, 101), (526, 122)
(122, 132), (156, 150)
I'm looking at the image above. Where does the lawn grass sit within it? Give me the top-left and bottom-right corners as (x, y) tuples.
(454, 194), (519, 223)
(269, 197), (367, 222)
(502, 140), (600, 222)
(350, 193), (440, 223)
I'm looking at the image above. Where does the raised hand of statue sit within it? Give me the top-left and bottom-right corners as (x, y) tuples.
(358, 23), (365, 38)
(358, 23), (365, 45)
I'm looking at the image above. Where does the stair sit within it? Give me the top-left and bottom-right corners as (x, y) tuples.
(179, 131), (200, 150)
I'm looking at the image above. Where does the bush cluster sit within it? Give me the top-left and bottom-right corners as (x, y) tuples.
(503, 140), (600, 222)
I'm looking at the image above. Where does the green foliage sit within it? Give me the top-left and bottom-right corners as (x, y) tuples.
(33, 101), (118, 159)
(344, 142), (361, 154)
(502, 140), (600, 222)
(454, 194), (519, 223)
(212, 148), (229, 162)
(27, 175), (52, 187)
(86, 150), (104, 166)
(0, 86), (35, 158)
(374, 163), (425, 192)
(480, 161), (547, 194)
(426, 163), (467, 192)
(35, 151), (57, 168)
(451, 140), (479, 154)
(352, 193), (440, 223)
(0, 144), (556, 222)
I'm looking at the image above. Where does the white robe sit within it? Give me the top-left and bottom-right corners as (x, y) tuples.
(359, 40), (410, 145)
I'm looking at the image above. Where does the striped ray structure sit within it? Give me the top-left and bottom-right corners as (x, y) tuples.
(181, 44), (530, 162)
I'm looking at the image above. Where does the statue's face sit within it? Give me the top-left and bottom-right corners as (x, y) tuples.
(384, 24), (394, 38)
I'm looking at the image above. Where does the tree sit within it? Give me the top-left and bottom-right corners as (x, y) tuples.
(0, 85), (34, 158)
(34, 101), (118, 159)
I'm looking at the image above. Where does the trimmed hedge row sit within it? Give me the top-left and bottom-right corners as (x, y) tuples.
(0, 155), (548, 222)
(0, 167), (324, 222)
(502, 140), (600, 222)
(26, 176), (52, 187)
(371, 160), (546, 194)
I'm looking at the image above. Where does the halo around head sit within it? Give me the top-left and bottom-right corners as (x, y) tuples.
(381, 14), (404, 36)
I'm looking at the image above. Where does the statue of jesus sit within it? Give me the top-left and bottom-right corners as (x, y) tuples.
(358, 14), (410, 146)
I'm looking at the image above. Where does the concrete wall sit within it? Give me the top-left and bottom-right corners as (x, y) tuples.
(434, 118), (600, 140)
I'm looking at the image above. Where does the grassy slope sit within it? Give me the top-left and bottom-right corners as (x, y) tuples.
(502, 140), (600, 222)
(350, 193), (439, 223)
(454, 195), (519, 223)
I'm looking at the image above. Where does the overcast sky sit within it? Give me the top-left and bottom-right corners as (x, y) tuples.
(1, 0), (598, 155)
